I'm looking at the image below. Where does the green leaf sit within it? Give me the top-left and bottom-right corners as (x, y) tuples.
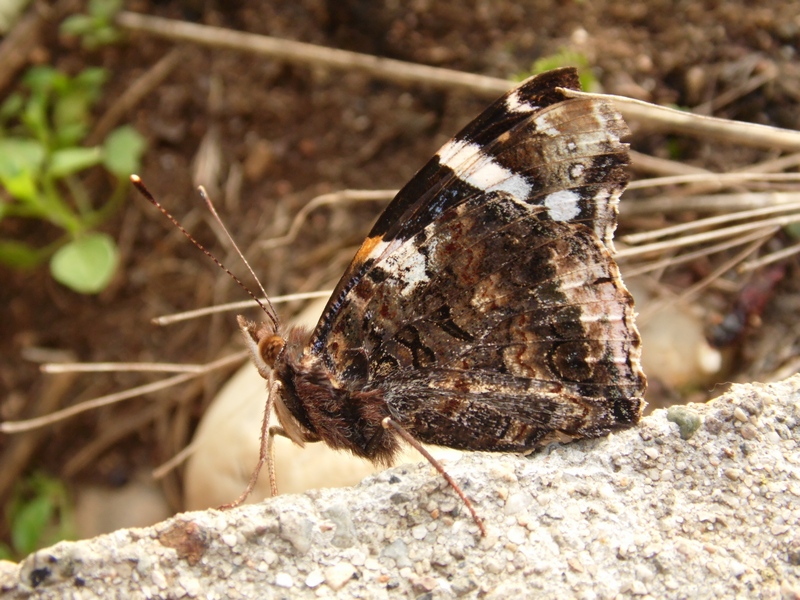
(785, 222), (800, 240)
(50, 233), (118, 293)
(0, 138), (44, 201)
(0, 170), (39, 203)
(21, 88), (49, 142)
(90, 0), (124, 20)
(72, 67), (108, 95)
(87, 26), (122, 48)
(0, 240), (42, 269)
(22, 66), (61, 93)
(102, 125), (147, 177)
(0, 138), (45, 176)
(0, 92), (23, 122)
(11, 495), (53, 556)
(60, 14), (96, 36)
(0, 542), (13, 562)
(48, 147), (103, 178)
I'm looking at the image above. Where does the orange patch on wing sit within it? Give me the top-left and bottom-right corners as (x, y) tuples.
(350, 235), (386, 270)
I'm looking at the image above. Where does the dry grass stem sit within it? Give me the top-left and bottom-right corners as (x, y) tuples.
(116, 12), (800, 152)
(151, 441), (200, 480)
(621, 201), (800, 244)
(617, 213), (800, 259)
(739, 241), (800, 273)
(628, 150), (712, 176)
(152, 290), (334, 325)
(627, 172), (800, 190)
(41, 362), (211, 374)
(259, 189), (396, 250)
(622, 192), (800, 216)
(638, 235), (772, 323)
(693, 65), (778, 115)
(566, 89), (800, 152)
(621, 227), (779, 278)
(115, 11), (511, 98)
(1, 353), (247, 434)
(86, 48), (183, 146)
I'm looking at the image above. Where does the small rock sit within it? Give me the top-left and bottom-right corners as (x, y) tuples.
(305, 570), (324, 588)
(668, 406), (703, 440)
(507, 526), (528, 545)
(411, 524), (428, 540)
(740, 424), (758, 440)
(724, 469), (742, 481)
(324, 504), (357, 548)
(733, 407), (749, 423)
(381, 539), (411, 568)
(274, 572), (293, 588)
(325, 562), (356, 591)
(504, 492), (531, 516)
(451, 576), (477, 596)
(279, 512), (314, 555)
(411, 575), (438, 593)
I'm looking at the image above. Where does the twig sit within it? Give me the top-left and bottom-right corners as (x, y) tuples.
(621, 227), (779, 278)
(739, 240), (800, 273)
(1, 353), (247, 434)
(63, 402), (167, 477)
(621, 192), (800, 217)
(115, 11), (800, 151)
(627, 172), (800, 191)
(638, 234), (772, 324)
(85, 48), (183, 146)
(259, 189), (396, 250)
(152, 290), (334, 325)
(615, 212), (800, 259)
(620, 201), (800, 245)
(693, 64), (778, 115)
(628, 150), (712, 177)
(114, 11), (511, 98)
(0, 6), (43, 95)
(41, 362), (211, 374)
(564, 89), (800, 152)
(151, 440), (200, 480)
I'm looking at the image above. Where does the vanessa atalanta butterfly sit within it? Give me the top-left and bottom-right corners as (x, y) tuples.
(234, 67), (646, 533)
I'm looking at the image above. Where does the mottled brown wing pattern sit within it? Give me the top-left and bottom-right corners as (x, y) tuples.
(310, 67), (626, 352)
(310, 69), (645, 451)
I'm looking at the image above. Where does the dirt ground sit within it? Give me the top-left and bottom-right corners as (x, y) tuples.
(1, 0), (798, 547)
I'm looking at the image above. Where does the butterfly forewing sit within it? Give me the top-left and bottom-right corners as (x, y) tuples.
(305, 67), (645, 451)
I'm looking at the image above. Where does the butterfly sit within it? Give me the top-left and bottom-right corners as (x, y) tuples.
(232, 67), (645, 534)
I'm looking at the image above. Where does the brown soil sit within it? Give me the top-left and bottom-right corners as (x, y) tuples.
(1, 0), (798, 543)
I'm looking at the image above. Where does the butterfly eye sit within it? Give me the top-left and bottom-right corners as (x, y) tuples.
(259, 335), (286, 369)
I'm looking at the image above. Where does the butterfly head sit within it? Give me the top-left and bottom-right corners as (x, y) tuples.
(237, 315), (285, 379)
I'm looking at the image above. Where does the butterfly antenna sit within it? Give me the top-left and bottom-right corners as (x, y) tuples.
(130, 175), (279, 331)
(196, 184), (280, 322)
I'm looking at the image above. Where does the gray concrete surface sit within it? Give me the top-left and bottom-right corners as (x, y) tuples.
(1, 375), (798, 599)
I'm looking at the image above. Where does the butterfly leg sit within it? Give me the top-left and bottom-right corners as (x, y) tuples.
(218, 378), (281, 509)
(381, 417), (486, 537)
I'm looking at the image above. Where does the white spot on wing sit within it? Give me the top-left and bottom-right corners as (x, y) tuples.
(506, 90), (538, 113)
(437, 139), (532, 199)
(544, 190), (581, 221)
(385, 238), (436, 297)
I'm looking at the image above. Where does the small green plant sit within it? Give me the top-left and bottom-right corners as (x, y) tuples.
(0, 65), (145, 293)
(0, 472), (76, 560)
(515, 50), (597, 92)
(60, 0), (124, 50)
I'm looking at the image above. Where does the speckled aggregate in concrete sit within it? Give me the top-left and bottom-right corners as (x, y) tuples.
(1, 375), (798, 599)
